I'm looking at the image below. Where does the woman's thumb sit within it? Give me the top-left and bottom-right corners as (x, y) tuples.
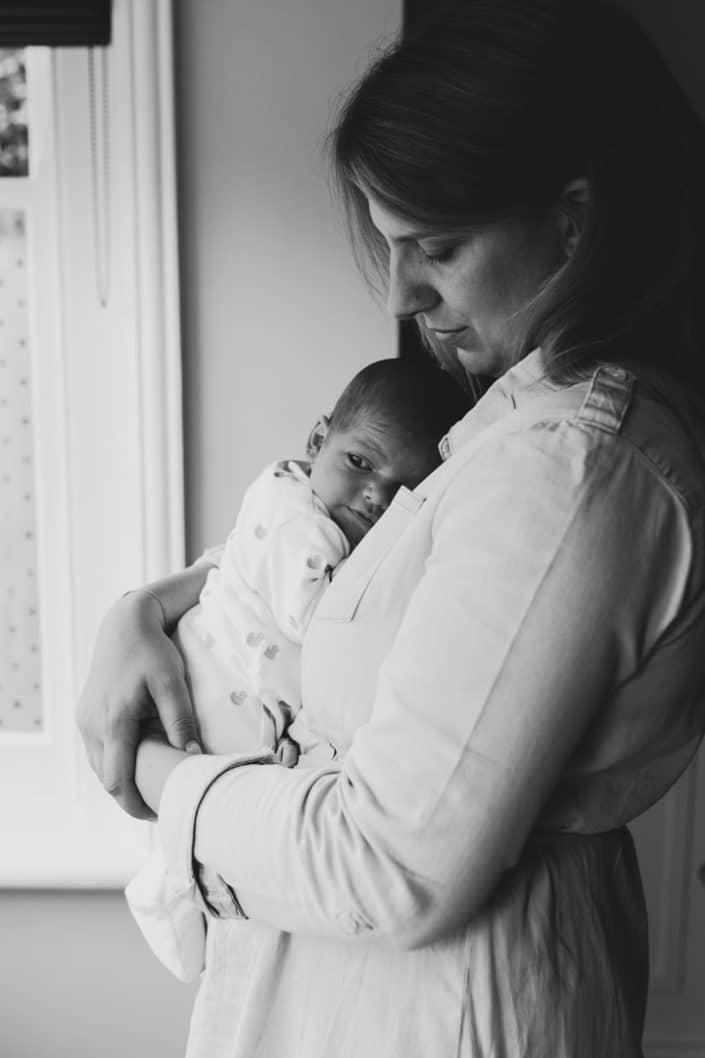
(150, 673), (201, 753)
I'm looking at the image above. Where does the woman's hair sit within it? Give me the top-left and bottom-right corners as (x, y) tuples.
(330, 0), (705, 394)
(328, 357), (471, 452)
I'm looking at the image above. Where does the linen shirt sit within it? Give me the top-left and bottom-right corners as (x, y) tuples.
(158, 351), (705, 1057)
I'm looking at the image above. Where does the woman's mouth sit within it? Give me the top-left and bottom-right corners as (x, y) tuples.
(431, 326), (467, 346)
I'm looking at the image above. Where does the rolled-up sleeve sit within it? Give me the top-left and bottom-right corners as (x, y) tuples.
(158, 422), (692, 947)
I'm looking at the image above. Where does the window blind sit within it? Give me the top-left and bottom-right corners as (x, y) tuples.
(0, 2), (111, 46)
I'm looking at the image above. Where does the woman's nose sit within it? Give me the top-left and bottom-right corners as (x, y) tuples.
(386, 247), (438, 320)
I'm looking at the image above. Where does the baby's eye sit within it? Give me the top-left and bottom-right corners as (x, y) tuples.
(347, 452), (373, 472)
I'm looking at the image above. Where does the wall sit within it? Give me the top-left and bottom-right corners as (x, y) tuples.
(0, 890), (196, 1058)
(0, 2), (399, 1056)
(178, 0), (400, 556)
(617, 0), (705, 120)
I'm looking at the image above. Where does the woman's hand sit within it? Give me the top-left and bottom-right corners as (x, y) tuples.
(77, 591), (200, 819)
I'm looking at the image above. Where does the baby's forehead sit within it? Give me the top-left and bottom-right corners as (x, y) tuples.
(334, 414), (432, 461)
(337, 414), (401, 447)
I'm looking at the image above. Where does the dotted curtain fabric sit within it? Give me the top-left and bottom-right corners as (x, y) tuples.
(0, 210), (41, 732)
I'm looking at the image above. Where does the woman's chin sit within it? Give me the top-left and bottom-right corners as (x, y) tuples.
(455, 344), (509, 380)
(455, 345), (487, 375)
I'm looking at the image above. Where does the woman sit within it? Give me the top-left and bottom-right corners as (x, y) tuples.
(78, 0), (705, 1054)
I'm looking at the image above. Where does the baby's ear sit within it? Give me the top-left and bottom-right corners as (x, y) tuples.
(306, 415), (330, 460)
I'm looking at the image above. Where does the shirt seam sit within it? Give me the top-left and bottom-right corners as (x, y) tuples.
(523, 415), (702, 519)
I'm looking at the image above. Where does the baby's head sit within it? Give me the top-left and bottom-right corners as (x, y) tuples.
(308, 358), (470, 547)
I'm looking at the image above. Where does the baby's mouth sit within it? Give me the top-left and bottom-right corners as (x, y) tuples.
(339, 506), (376, 544)
(347, 506), (374, 529)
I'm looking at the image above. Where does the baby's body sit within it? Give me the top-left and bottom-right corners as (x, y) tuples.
(126, 357), (470, 981)
(175, 459), (349, 758)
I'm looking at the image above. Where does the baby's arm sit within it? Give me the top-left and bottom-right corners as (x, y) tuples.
(135, 737), (191, 814)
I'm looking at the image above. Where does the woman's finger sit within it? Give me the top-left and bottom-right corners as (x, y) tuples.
(87, 738), (104, 784)
(76, 689), (106, 783)
(148, 662), (201, 753)
(102, 713), (155, 820)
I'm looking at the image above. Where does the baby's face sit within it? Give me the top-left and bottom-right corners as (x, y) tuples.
(309, 419), (439, 547)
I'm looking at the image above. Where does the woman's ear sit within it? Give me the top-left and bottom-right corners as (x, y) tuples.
(557, 177), (591, 259)
(306, 415), (330, 460)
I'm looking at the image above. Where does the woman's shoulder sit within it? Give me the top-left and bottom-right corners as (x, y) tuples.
(616, 371), (705, 515)
(430, 362), (705, 560)
(503, 362), (705, 514)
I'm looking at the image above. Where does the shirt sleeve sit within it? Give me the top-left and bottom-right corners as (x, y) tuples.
(158, 422), (692, 947)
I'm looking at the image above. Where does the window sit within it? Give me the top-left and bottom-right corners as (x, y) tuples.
(0, 207), (41, 733)
(0, 1), (183, 887)
(0, 50), (28, 177)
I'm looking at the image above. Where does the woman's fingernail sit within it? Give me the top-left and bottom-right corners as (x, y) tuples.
(185, 741), (202, 755)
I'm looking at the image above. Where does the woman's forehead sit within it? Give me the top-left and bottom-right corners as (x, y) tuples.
(365, 192), (437, 241)
(365, 190), (476, 244)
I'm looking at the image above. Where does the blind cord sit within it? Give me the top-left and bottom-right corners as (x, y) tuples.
(88, 47), (110, 308)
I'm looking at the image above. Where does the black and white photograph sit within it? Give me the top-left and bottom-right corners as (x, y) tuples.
(0, 2), (704, 1056)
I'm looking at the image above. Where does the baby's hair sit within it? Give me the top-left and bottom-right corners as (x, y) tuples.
(328, 357), (471, 454)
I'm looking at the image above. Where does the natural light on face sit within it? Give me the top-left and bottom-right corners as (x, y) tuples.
(365, 190), (567, 380)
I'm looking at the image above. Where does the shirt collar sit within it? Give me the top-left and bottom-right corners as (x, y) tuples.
(439, 348), (559, 460)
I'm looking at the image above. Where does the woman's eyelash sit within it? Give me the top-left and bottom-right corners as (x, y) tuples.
(420, 246), (456, 265)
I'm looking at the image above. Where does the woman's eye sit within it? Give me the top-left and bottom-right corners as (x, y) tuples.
(347, 453), (372, 471)
(420, 245), (456, 265)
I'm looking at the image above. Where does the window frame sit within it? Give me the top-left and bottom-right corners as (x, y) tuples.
(0, 0), (183, 887)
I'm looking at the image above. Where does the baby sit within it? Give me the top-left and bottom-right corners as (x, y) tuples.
(126, 356), (469, 979)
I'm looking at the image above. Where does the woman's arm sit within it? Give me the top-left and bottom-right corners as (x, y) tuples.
(156, 426), (692, 945)
(77, 561), (214, 819)
(134, 562), (215, 631)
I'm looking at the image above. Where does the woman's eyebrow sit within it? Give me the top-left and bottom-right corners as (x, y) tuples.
(392, 228), (444, 242)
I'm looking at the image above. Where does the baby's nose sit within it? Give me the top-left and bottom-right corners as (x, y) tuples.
(364, 480), (398, 515)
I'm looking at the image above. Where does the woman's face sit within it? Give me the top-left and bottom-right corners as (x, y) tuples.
(366, 192), (568, 379)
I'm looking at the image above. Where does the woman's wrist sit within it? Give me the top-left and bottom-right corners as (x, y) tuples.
(121, 563), (213, 633)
